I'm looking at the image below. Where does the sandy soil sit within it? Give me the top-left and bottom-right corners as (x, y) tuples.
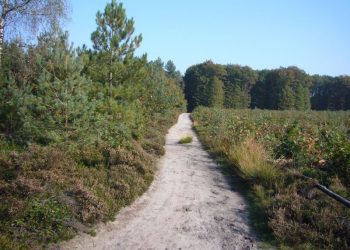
(59, 113), (259, 250)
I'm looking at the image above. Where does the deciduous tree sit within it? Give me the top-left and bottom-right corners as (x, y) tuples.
(209, 76), (224, 107)
(0, 0), (68, 64)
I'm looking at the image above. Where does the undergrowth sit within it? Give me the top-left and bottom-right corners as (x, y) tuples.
(0, 110), (183, 249)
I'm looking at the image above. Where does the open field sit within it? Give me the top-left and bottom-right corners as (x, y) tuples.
(192, 107), (350, 249)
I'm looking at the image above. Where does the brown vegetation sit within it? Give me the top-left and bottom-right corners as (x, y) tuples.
(192, 107), (350, 249)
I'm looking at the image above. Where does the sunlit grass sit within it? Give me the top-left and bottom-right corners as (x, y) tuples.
(228, 138), (281, 188)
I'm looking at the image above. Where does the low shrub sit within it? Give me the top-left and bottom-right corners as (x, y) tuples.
(0, 110), (183, 249)
(192, 107), (350, 249)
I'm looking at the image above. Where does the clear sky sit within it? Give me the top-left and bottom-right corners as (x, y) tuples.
(66, 0), (350, 76)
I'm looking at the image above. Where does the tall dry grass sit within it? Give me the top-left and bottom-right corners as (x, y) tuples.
(228, 138), (281, 187)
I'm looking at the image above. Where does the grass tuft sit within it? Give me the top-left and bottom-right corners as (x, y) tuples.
(229, 138), (281, 188)
(179, 135), (193, 144)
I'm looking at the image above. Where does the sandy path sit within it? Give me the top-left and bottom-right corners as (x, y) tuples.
(60, 113), (258, 250)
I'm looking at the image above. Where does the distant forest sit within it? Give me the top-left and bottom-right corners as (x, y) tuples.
(184, 60), (350, 111)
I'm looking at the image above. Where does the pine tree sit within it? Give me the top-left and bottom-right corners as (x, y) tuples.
(165, 60), (176, 77)
(165, 60), (183, 89)
(91, 0), (142, 86)
(26, 30), (95, 144)
(0, 40), (33, 143)
(0, 76), (31, 141)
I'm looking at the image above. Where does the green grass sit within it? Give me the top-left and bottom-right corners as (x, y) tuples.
(87, 229), (97, 237)
(179, 135), (193, 144)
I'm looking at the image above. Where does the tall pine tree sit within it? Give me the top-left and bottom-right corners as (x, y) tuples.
(91, 0), (142, 86)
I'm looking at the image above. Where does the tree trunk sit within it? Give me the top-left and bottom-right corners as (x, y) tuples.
(109, 50), (113, 97)
(0, 18), (3, 65)
(0, 0), (9, 65)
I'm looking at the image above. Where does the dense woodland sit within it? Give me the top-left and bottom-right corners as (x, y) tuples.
(184, 60), (350, 111)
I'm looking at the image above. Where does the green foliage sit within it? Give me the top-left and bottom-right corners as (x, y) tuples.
(91, 0), (142, 86)
(25, 30), (95, 144)
(91, 0), (142, 63)
(0, 78), (32, 141)
(279, 84), (295, 109)
(0, 41), (34, 142)
(224, 65), (257, 109)
(209, 76), (224, 107)
(184, 63), (325, 111)
(165, 60), (184, 89)
(311, 75), (350, 110)
(0, 1), (186, 248)
(295, 83), (311, 110)
(252, 66), (311, 110)
(14, 195), (73, 243)
(184, 60), (226, 111)
(192, 107), (350, 249)
(142, 58), (186, 115)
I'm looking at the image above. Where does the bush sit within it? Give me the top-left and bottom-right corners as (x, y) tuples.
(15, 195), (74, 243)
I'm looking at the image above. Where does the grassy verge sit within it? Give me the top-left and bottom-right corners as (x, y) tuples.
(192, 107), (350, 249)
(0, 110), (182, 249)
(192, 124), (275, 246)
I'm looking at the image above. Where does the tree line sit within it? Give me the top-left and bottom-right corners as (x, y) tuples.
(184, 60), (350, 111)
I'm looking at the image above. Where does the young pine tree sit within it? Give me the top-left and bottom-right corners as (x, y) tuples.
(26, 30), (95, 144)
(91, 0), (142, 86)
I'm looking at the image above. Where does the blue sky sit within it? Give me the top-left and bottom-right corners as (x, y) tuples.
(66, 0), (350, 76)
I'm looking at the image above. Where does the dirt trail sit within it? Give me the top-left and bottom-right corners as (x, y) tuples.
(60, 113), (259, 250)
